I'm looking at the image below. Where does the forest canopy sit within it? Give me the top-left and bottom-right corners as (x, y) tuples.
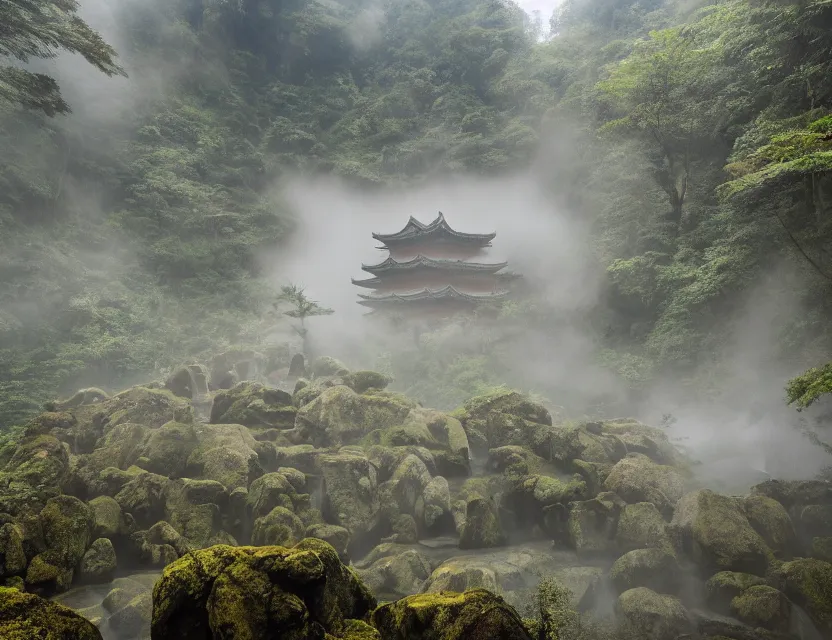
(0, 0), (831, 428)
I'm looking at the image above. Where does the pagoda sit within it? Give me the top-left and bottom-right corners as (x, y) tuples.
(354, 212), (520, 315)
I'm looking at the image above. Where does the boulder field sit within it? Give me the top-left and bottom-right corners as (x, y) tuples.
(0, 355), (829, 639)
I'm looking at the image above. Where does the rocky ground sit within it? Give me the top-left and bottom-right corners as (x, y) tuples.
(0, 352), (830, 639)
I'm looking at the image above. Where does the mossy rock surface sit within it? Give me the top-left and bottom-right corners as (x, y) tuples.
(151, 538), (376, 640)
(371, 588), (533, 640)
(79, 537), (117, 583)
(609, 548), (680, 594)
(297, 386), (416, 448)
(616, 587), (692, 640)
(357, 549), (432, 599)
(568, 493), (623, 559)
(459, 497), (506, 550)
(603, 453), (685, 515)
(311, 356), (351, 377)
(0, 524), (26, 579)
(730, 585), (791, 633)
(209, 381), (296, 429)
(670, 489), (771, 576)
(616, 502), (672, 554)
(812, 536), (832, 562)
(251, 506), (305, 546)
(3, 434), (70, 490)
(740, 494), (797, 559)
(343, 371), (392, 394)
(771, 557), (832, 634)
(704, 571), (766, 614)
(0, 586), (103, 639)
(451, 388), (552, 427)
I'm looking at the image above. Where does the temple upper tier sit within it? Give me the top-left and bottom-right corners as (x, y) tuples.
(355, 212), (521, 315)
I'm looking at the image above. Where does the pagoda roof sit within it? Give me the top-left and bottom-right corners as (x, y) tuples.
(360, 254), (508, 275)
(352, 271), (522, 289)
(356, 285), (509, 307)
(372, 212), (496, 246)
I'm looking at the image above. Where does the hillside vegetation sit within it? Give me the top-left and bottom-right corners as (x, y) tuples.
(1, 0), (831, 427)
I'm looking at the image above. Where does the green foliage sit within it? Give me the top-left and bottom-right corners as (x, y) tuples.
(787, 363), (832, 410)
(0, 0), (125, 115)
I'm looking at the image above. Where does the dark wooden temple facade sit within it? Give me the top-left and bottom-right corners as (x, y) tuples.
(354, 213), (520, 315)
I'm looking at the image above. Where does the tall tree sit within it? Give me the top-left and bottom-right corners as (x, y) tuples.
(0, 0), (125, 115)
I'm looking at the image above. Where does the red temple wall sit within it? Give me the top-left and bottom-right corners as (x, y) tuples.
(370, 273), (504, 294)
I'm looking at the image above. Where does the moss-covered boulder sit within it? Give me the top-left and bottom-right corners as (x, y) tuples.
(209, 381), (296, 430)
(704, 571), (767, 615)
(616, 587), (692, 640)
(251, 506), (305, 546)
(371, 588), (533, 640)
(616, 502), (672, 554)
(730, 584), (791, 633)
(670, 489), (771, 575)
(88, 495), (126, 539)
(770, 558), (832, 635)
(356, 549), (432, 600)
(452, 388), (552, 427)
(751, 479), (832, 510)
(416, 476), (452, 533)
(459, 497), (506, 549)
(568, 492), (624, 559)
(343, 370), (392, 394)
(603, 453), (686, 515)
(812, 536), (832, 562)
(79, 537), (117, 582)
(502, 473), (588, 536)
(3, 434), (70, 491)
(184, 423), (264, 490)
(108, 590), (153, 638)
(311, 356), (351, 377)
(246, 471), (298, 520)
(306, 523), (351, 563)
(609, 548), (679, 594)
(320, 451), (380, 553)
(151, 538), (377, 639)
(740, 494), (797, 559)
(26, 495), (93, 595)
(297, 386), (416, 448)
(114, 471), (170, 528)
(0, 586), (103, 639)
(0, 524), (26, 579)
(86, 386), (189, 435)
(133, 421), (199, 477)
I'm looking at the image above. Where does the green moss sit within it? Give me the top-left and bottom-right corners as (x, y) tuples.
(4, 434), (69, 488)
(79, 538), (117, 582)
(812, 537), (832, 562)
(603, 453), (685, 515)
(0, 586), (103, 639)
(773, 558), (832, 634)
(609, 548), (679, 594)
(730, 585), (790, 632)
(615, 587), (691, 640)
(671, 489), (771, 575)
(310, 356), (351, 377)
(451, 387), (552, 427)
(616, 502), (672, 554)
(459, 497), (506, 550)
(251, 506), (304, 546)
(342, 371), (392, 394)
(371, 589), (533, 640)
(0, 524), (26, 578)
(209, 382), (296, 429)
(741, 495), (796, 558)
(704, 571), (766, 614)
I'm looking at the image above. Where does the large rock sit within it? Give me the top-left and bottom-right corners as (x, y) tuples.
(704, 571), (767, 615)
(603, 453), (686, 515)
(615, 502), (672, 554)
(372, 589), (533, 640)
(251, 506), (305, 546)
(459, 497), (506, 549)
(26, 495), (93, 595)
(730, 584), (791, 633)
(740, 494), (797, 559)
(616, 587), (692, 640)
(670, 489), (771, 575)
(0, 585), (103, 639)
(79, 538), (117, 583)
(770, 558), (832, 635)
(319, 451), (379, 554)
(609, 548), (679, 594)
(151, 538), (376, 639)
(568, 492), (624, 559)
(209, 381), (296, 430)
(0, 524), (26, 579)
(356, 549), (432, 599)
(295, 386), (415, 448)
(600, 419), (681, 466)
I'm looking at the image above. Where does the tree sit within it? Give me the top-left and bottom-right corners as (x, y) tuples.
(0, 0), (125, 116)
(274, 284), (334, 356)
(597, 29), (717, 227)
